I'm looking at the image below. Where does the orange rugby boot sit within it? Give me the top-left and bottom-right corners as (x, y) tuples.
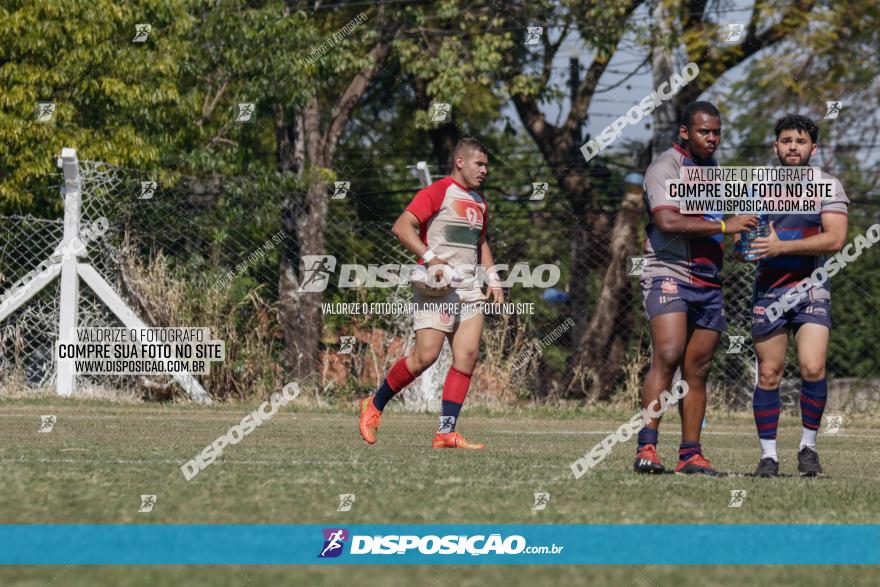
(358, 397), (382, 445)
(432, 431), (485, 450)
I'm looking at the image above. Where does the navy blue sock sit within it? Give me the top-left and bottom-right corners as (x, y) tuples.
(637, 427), (659, 450)
(679, 441), (702, 461)
(438, 400), (463, 433)
(372, 381), (397, 411)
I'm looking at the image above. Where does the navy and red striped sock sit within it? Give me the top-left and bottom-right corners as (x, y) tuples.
(753, 386), (780, 460)
(800, 378), (827, 449)
(372, 357), (416, 411)
(753, 386), (780, 440)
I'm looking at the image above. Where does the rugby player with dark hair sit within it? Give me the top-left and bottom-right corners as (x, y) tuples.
(744, 114), (849, 477)
(635, 101), (758, 475)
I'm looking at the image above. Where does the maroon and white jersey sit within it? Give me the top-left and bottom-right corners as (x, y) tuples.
(404, 176), (488, 284)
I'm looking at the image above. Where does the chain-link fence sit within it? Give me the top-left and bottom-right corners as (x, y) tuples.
(318, 198), (880, 411)
(2, 158), (879, 410)
(0, 159), (292, 400)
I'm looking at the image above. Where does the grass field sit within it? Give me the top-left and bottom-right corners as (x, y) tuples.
(1, 396), (878, 586)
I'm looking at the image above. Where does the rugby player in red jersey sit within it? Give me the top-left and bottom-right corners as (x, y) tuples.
(358, 137), (503, 449)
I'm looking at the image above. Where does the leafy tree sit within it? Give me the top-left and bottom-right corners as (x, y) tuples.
(0, 0), (193, 213)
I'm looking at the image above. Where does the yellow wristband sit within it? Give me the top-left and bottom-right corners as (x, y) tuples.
(719, 219), (727, 234)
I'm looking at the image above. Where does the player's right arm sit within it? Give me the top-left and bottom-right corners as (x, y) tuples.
(391, 211), (446, 267)
(653, 209), (758, 236)
(645, 162), (758, 236)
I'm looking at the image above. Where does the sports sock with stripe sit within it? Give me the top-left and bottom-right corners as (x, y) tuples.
(438, 367), (471, 433)
(800, 378), (827, 449)
(753, 385), (780, 461)
(372, 357), (416, 411)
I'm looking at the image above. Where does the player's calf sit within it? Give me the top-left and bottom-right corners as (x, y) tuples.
(436, 366), (470, 435)
(431, 366), (484, 449)
(795, 377), (827, 476)
(799, 378), (827, 454)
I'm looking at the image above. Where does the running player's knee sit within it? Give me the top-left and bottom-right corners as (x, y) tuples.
(453, 348), (479, 369)
(800, 362), (825, 381)
(757, 362), (783, 388)
(411, 348), (441, 374)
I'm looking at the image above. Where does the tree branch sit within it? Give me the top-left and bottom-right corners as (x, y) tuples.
(197, 78), (229, 128)
(324, 43), (389, 158)
(594, 55), (651, 93)
(681, 0), (708, 31)
(324, 28), (400, 163)
(686, 0), (818, 97)
(540, 21), (570, 88)
(563, 0), (645, 150)
(668, 0), (818, 113)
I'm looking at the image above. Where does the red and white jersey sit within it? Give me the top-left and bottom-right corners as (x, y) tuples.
(404, 176), (488, 283)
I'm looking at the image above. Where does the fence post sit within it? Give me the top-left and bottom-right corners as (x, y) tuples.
(56, 148), (82, 397)
(50, 148), (211, 403)
(415, 161), (431, 188)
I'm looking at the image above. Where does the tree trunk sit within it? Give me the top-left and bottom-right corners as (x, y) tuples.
(428, 123), (460, 172)
(569, 180), (644, 399)
(565, 1), (679, 399)
(278, 179), (328, 380)
(276, 35), (397, 381)
(650, 0), (679, 157)
(412, 78), (460, 171)
(567, 205), (611, 347)
(276, 103), (321, 380)
(278, 98), (327, 380)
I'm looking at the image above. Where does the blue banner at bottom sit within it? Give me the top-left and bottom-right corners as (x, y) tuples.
(1, 524), (877, 565)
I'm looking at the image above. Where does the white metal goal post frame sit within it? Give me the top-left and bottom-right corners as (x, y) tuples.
(0, 148), (211, 404)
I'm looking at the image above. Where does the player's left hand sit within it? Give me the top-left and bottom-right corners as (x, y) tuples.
(484, 286), (504, 304)
(748, 222), (783, 260)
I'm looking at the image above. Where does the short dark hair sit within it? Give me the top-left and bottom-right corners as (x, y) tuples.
(453, 137), (488, 159)
(774, 113), (819, 143)
(680, 101), (721, 129)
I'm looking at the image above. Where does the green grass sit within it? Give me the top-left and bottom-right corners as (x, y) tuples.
(1, 397), (878, 585)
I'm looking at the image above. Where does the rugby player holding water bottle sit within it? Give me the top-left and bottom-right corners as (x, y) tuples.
(743, 114), (849, 477)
